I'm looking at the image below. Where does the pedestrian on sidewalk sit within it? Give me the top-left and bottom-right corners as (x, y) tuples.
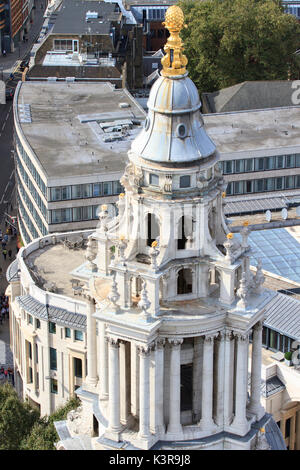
(8, 249), (12, 260)
(1, 241), (6, 249)
(2, 249), (7, 260)
(2, 49), (6, 56)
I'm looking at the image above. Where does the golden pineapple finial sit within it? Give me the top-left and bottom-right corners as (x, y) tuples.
(161, 5), (188, 77)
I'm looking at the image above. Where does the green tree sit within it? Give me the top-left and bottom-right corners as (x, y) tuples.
(0, 383), (39, 450)
(178, 0), (300, 93)
(20, 396), (80, 450)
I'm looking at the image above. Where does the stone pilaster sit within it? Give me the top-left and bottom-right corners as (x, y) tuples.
(138, 344), (151, 440)
(151, 338), (165, 435)
(85, 295), (98, 387)
(231, 333), (250, 435)
(199, 334), (217, 431)
(192, 336), (203, 423)
(215, 332), (225, 426)
(99, 322), (108, 399)
(166, 338), (183, 437)
(248, 322), (265, 420)
(106, 337), (122, 441)
(223, 330), (234, 426)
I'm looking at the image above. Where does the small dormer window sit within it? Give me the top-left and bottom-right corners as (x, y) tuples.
(150, 173), (159, 186)
(180, 175), (191, 188)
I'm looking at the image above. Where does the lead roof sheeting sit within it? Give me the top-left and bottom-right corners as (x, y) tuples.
(16, 295), (86, 330)
(264, 292), (300, 340)
(6, 259), (20, 282)
(260, 376), (286, 398)
(224, 197), (287, 214)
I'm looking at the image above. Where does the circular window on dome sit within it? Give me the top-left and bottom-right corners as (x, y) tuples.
(176, 123), (187, 139)
(144, 117), (150, 131)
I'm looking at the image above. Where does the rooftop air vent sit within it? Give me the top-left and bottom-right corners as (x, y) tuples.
(86, 10), (98, 21)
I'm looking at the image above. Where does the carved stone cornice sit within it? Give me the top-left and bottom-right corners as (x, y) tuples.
(137, 344), (152, 357)
(233, 332), (247, 342)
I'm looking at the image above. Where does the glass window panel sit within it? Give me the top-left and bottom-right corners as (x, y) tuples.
(255, 179), (264, 192)
(65, 327), (71, 338)
(73, 207), (82, 221)
(50, 187), (61, 201)
(93, 183), (102, 197)
(255, 158), (264, 171)
(224, 161), (233, 174)
(50, 347), (57, 370)
(296, 155), (300, 167)
(82, 184), (92, 198)
(286, 155), (295, 168)
(234, 181), (243, 194)
(245, 180), (253, 193)
(235, 160), (244, 173)
(75, 330), (83, 341)
(51, 378), (58, 394)
(61, 208), (72, 222)
(296, 176), (300, 188)
(49, 322), (56, 334)
(61, 186), (71, 200)
(103, 181), (112, 195)
(285, 176), (295, 189)
(226, 182), (233, 195)
(82, 206), (93, 220)
(72, 185), (82, 199)
(51, 210), (61, 224)
(180, 175), (191, 188)
(149, 173), (159, 186)
(276, 156), (284, 169)
(74, 358), (82, 378)
(264, 156), (275, 170)
(265, 178), (274, 191)
(276, 177), (284, 190)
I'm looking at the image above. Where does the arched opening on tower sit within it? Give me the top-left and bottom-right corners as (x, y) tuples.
(147, 212), (160, 247)
(177, 216), (192, 250)
(177, 268), (193, 295)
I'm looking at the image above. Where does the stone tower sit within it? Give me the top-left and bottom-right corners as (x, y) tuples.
(57, 5), (279, 450)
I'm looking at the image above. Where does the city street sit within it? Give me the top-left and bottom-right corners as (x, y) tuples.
(0, 1), (46, 372)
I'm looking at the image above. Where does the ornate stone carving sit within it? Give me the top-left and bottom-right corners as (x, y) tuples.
(120, 162), (143, 193)
(223, 233), (235, 263)
(254, 428), (271, 450)
(117, 236), (127, 264)
(85, 236), (97, 272)
(106, 336), (119, 348)
(150, 239), (160, 271)
(168, 338), (183, 348)
(66, 406), (84, 435)
(98, 204), (109, 232)
(108, 271), (120, 313)
(236, 272), (249, 309)
(253, 259), (265, 295)
(137, 344), (152, 356)
(138, 279), (151, 321)
(240, 221), (251, 251)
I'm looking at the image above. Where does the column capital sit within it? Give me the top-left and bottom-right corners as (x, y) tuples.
(154, 338), (165, 350)
(253, 321), (263, 332)
(106, 336), (119, 348)
(233, 332), (247, 342)
(204, 333), (218, 343)
(137, 344), (152, 357)
(224, 330), (233, 342)
(168, 338), (183, 348)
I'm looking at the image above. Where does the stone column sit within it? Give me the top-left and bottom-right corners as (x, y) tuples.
(248, 322), (265, 420)
(131, 342), (139, 417)
(167, 338), (183, 436)
(224, 330), (234, 426)
(199, 334), (216, 430)
(85, 296), (98, 386)
(231, 333), (249, 435)
(192, 336), (203, 423)
(99, 322), (108, 399)
(120, 340), (130, 425)
(215, 332), (225, 426)
(138, 344), (151, 440)
(106, 337), (122, 440)
(151, 339), (165, 434)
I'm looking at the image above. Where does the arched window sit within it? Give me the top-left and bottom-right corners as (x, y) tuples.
(177, 268), (193, 294)
(177, 216), (192, 250)
(147, 213), (160, 246)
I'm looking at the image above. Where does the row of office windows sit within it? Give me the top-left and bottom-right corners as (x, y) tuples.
(50, 205), (100, 224)
(18, 177), (48, 236)
(262, 326), (293, 353)
(18, 197), (40, 241)
(48, 321), (84, 341)
(49, 181), (124, 202)
(15, 134), (47, 197)
(18, 214), (31, 245)
(226, 175), (300, 196)
(50, 347), (82, 377)
(221, 154), (300, 175)
(16, 154), (47, 220)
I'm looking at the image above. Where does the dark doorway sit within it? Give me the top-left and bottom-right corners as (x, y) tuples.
(180, 364), (193, 411)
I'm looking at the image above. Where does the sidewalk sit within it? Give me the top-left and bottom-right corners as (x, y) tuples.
(0, 0), (46, 79)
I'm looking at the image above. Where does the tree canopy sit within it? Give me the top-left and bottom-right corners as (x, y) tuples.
(178, 0), (300, 93)
(0, 383), (80, 450)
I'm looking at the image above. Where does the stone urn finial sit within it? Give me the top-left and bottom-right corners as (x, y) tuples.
(108, 271), (120, 313)
(236, 272), (249, 310)
(138, 279), (151, 321)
